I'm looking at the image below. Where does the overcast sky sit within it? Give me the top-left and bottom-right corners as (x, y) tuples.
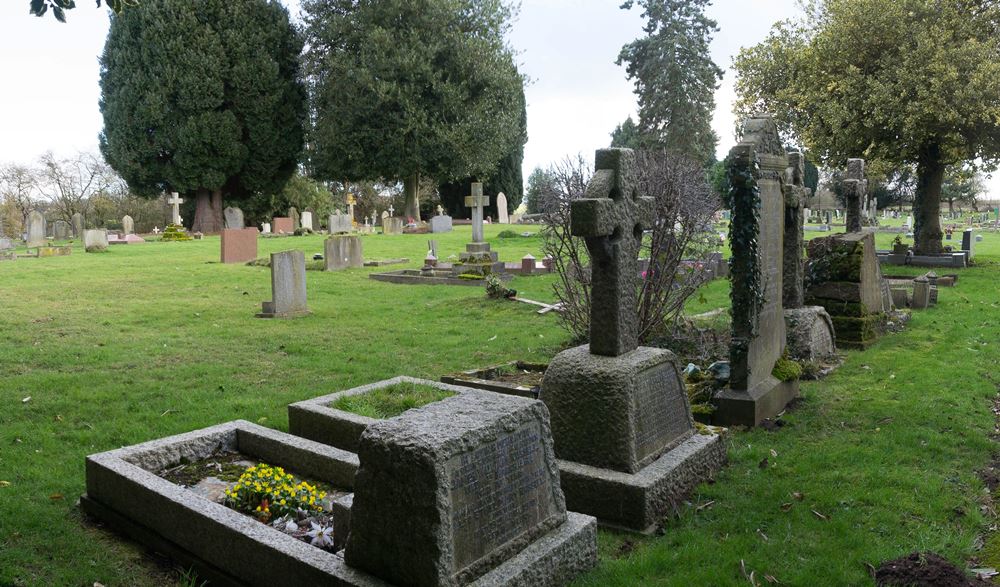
(1, 0), (995, 198)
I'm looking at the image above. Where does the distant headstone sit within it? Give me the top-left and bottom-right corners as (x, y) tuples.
(289, 207), (300, 231)
(257, 250), (309, 318)
(220, 228), (259, 264)
(261, 222), (271, 234)
(300, 210), (314, 231)
(345, 391), (595, 586)
(328, 211), (352, 234)
(167, 192), (184, 226)
(71, 212), (84, 237)
(122, 215), (134, 235)
(496, 191), (509, 224)
(53, 220), (71, 240)
(272, 217), (293, 234)
(714, 115), (799, 426)
(323, 235), (363, 271)
(429, 214), (453, 233)
(911, 276), (931, 310)
(26, 210), (46, 248)
(223, 207), (244, 230)
(961, 228), (975, 261)
(382, 217), (404, 235)
(83, 229), (109, 252)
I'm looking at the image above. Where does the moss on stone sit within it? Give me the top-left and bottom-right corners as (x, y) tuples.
(772, 356), (803, 382)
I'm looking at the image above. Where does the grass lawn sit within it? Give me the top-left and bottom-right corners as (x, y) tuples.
(1, 223), (999, 585)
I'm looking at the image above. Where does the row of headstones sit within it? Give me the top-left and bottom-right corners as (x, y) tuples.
(12, 211), (140, 249)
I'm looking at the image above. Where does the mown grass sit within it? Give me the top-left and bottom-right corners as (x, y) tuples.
(331, 382), (456, 419)
(1, 223), (998, 586)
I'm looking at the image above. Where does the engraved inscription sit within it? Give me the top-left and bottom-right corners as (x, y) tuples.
(633, 363), (694, 464)
(447, 423), (554, 572)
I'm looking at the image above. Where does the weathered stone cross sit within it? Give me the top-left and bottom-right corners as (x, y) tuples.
(571, 149), (655, 357)
(167, 192), (184, 226)
(388, 205), (395, 217)
(465, 182), (489, 243)
(346, 193), (356, 223)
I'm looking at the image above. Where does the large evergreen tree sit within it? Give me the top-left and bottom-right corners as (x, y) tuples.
(303, 0), (525, 221)
(617, 0), (723, 163)
(99, 0), (306, 233)
(733, 0), (1000, 254)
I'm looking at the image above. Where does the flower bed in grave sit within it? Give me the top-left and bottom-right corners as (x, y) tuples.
(81, 420), (366, 586)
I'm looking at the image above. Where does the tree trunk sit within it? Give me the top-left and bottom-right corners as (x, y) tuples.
(913, 145), (945, 255)
(403, 172), (420, 221)
(192, 188), (224, 234)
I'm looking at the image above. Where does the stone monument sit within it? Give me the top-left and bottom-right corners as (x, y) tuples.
(71, 212), (84, 237)
(430, 204), (453, 233)
(345, 390), (597, 586)
(843, 158), (866, 233)
(714, 115), (799, 426)
(83, 229), (109, 252)
(451, 183), (503, 276)
(257, 250), (309, 318)
(223, 207), (244, 230)
(220, 227), (258, 264)
(26, 210), (46, 248)
(167, 192), (184, 226)
(289, 207), (300, 231)
(328, 210), (352, 234)
(122, 215), (135, 235)
(496, 191), (509, 224)
(323, 235), (363, 271)
(53, 220), (71, 240)
(272, 217), (293, 234)
(541, 148), (726, 532)
(300, 210), (314, 231)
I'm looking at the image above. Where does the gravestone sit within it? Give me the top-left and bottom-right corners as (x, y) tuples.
(272, 217), (293, 234)
(261, 222), (271, 234)
(289, 207), (300, 231)
(714, 115), (799, 426)
(328, 210), (352, 234)
(257, 250), (309, 318)
(324, 235), (363, 271)
(452, 183), (503, 276)
(961, 228), (975, 261)
(71, 212), (84, 237)
(167, 192), (184, 226)
(223, 207), (244, 230)
(382, 217), (404, 235)
(122, 215), (134, 235)
(26, 210), (46, 247)
(912, 276), (931, 310)
(541, 148), (725, 532)
(220, 228), (258, 264)
(53, 220), (71, 240)
(429, 214), (453, 233)
(300, 210), (314, 231)
(345, 390), (597, 586)
(496, 191), (509, 224)
(83, 229), (109, 252)
(844, 158), (865, 233)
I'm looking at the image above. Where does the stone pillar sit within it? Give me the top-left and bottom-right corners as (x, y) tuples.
(912, 276), (930, 309)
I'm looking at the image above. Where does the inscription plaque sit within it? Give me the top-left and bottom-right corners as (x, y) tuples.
(448, 422), (557, 572)
(632, 362), (693, 465)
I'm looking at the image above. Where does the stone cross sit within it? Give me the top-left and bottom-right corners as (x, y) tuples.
(571, 149), (654, 357)
(465, 182), (489, 243)
(153, 226), (161, 235)
(388, 205), (395, 217)
(347, 193), (356, 223)
(167, 192), (184, 226)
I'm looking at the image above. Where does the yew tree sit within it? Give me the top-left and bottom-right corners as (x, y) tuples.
(733, 0), (1000, 254)
(99, 0), (306, 233)
(303, 0), (525, 221)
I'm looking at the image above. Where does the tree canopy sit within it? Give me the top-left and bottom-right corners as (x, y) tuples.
(733, 0), (1000, 254)
(99, 0), (306, 233)
(303, 0), (525, 221)
(30, 0), (134, 22)
(617, 0), (723, 163)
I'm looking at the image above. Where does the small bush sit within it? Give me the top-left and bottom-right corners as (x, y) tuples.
(772, 356), (803, 381)
(223, 463), (326, 523)
(485, 274), (515, 299)
(161, 223), (192, 241)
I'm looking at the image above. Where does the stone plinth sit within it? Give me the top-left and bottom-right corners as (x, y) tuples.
(345, 390), (596, 587)
(220, 228), (258, 264)
(429, 215), (453, 233)
(804, 232), (888, 349)
(323, 235), (363, 271)
(272, 217), (293, 234)
(83, 229), (109, 252)
(382, 217), (404, 235)
(257, 250), (309, 318)
(452, 241), (504, 276)
(541, 344), (726, 532)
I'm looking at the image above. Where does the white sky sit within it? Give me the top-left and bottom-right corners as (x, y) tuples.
(1, 0), (996, 198)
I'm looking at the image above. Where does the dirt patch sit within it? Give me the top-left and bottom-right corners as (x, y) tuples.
(159, 451), (252, 487)
(875, 552), (989, 586)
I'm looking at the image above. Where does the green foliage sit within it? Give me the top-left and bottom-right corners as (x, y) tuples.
(707, 159), (729, 208)
(30, 0), (137, 22)
(617, 0), (723, 162)
(304, 0), (525, 204)
(771, 356), (803, 382)
(99, 0), (306, 202)
(733, 0), (1000, 253)
(160, 224), (192, 242)
(726, 151), (763, 367)
(525, 166), (557, 215)
(609, 116), (645, 150)
(331, 382), (456, 419)
(484, 273), (515, 299)
(941, 165), (985, 211)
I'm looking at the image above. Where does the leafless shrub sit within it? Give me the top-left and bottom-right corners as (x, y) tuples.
(542, 150), (722, 345)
